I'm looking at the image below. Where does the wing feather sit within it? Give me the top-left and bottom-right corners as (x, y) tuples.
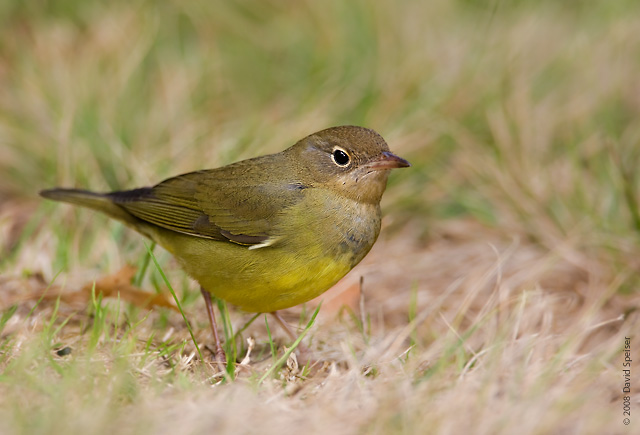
(108, 156), (307, 246)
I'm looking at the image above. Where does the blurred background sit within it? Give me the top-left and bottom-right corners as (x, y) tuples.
(1, 0), (639, 275)
(1, 0), (639, 433)
(1, 0), (639, 267)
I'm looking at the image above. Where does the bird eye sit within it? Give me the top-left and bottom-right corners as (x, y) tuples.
(332, 148), (350, 167)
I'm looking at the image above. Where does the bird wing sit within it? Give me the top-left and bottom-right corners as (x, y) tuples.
(109, 160), (308, 246)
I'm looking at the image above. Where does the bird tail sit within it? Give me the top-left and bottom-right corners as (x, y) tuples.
(39, 188), (138, 225)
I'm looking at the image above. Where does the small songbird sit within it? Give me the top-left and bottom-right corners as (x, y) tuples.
(41, 125), (410, 361)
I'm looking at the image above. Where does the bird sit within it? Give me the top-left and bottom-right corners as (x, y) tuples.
(40, 125), (410, 362)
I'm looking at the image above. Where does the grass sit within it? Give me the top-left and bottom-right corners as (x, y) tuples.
(1, 0), (640, 433)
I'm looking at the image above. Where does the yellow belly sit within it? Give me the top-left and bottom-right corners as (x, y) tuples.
(209, 252), (351, 312)
(155, 235), (352, 312)
(147, 190), (380, 313)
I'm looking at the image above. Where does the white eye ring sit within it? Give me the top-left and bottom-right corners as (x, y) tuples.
(331, 147), (351, 167)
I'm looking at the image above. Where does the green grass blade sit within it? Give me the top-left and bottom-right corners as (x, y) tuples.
(258, 303), (321, 385)
(134, 241), (156, 288)
(144, 242), (204, 364)
(264, 315), (276, 361)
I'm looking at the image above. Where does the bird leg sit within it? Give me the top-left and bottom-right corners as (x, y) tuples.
(270, 311), (311, 364)
(200, 287), (226, 364)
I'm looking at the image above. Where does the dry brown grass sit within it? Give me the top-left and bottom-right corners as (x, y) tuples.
(2, 221), (637, 434)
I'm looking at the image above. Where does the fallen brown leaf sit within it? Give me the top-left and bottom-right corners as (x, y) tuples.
(42, 265), (179, 312)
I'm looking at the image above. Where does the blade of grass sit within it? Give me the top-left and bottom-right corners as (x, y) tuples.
(233, 312), (261, 341)
(359, 276), (370, 343)
(258, 303), (321, 385)
(26, 269), (63, 319)
(89, 281), (106, 349)
(134, 241), (156, 288)
(264, 315), (276, 361)
(215, 298), (237, 374)
(144, 242), (204, 364)
(0, 305), (18, 334)
(408, 282), (419, 350)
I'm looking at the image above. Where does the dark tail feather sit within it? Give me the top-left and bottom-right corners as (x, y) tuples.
(40, 188), (138, 224)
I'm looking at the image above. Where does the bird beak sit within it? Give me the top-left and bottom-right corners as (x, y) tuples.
(366, 151), (411, 170)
